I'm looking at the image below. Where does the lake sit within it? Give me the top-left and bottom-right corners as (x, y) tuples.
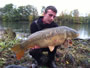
(0, 21), (90, 39)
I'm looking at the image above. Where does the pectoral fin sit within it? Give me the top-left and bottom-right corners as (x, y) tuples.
(63, 39), (72, 48)
(48, 46), (55, 52)
(68, 40), (72, 46)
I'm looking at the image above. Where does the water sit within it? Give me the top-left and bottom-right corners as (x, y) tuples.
(0, 21), (30, 33)
(60, 23), (90, 39)
(0, 21), (90, 39)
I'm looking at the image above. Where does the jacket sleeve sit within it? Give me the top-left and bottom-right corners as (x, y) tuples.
(54, 23), (58, 27)
(30, 22), (39, 34)
(53, 22), (59, 27)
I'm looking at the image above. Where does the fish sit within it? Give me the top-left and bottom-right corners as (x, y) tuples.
(11, 26), (79, 60)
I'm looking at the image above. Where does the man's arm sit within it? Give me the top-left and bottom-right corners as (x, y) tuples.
(30, 21), (40, 49)
(30, 22), (39, 34)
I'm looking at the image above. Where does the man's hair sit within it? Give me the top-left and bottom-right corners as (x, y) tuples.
(45, 6), (57, 13)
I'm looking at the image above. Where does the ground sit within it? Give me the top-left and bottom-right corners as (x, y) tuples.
(0, 39), (90, 68)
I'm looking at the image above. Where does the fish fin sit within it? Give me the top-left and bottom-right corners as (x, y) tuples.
(48, 46), (55, 52)
(63, 39), (72, 48)
(63, 40), (68, 48)
(11, 44), (25, 60)
(16, 49), (24, 60)
(68, 40), (73, 46)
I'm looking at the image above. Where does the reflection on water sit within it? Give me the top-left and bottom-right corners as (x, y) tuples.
(0, 21), (30, 33)
(0, 21), (90, 39)
(61, 23), (90, 39)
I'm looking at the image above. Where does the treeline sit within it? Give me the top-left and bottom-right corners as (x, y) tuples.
(0, 3), (90, 24)
(56, 10), (90, 24)
(0, 4), (38, 22)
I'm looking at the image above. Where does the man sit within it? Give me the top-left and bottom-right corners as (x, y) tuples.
(29, 6), (58, 68)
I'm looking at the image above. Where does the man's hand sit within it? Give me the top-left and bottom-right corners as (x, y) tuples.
(32, 45), (40, 49)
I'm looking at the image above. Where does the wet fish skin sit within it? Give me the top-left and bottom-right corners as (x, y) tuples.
(11, 26), (79, 60)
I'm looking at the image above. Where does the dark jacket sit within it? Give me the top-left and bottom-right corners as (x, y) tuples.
(30, 16), (58, 34)
(29, 16), (58, 63)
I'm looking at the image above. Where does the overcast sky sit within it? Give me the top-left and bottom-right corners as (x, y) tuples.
(0, 0), (90, 16)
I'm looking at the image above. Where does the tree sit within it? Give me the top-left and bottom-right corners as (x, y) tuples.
(87, 14), (90, 23)
(18, 5), (38, 21)
(57, 11), (73, 24)
(72, 9), (79, 17)
(0, 4), (38, 22)
(3, 4), (13, 13)
(41, 6), (46, 15)
(72, 9), (80, 23)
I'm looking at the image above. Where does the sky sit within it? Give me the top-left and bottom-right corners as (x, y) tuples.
(0, 0), (90, 16)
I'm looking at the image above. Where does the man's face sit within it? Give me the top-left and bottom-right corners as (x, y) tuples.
(43, 9), (56, 24)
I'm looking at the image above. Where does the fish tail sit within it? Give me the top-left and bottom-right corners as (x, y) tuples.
(11, 44), (25, 60)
